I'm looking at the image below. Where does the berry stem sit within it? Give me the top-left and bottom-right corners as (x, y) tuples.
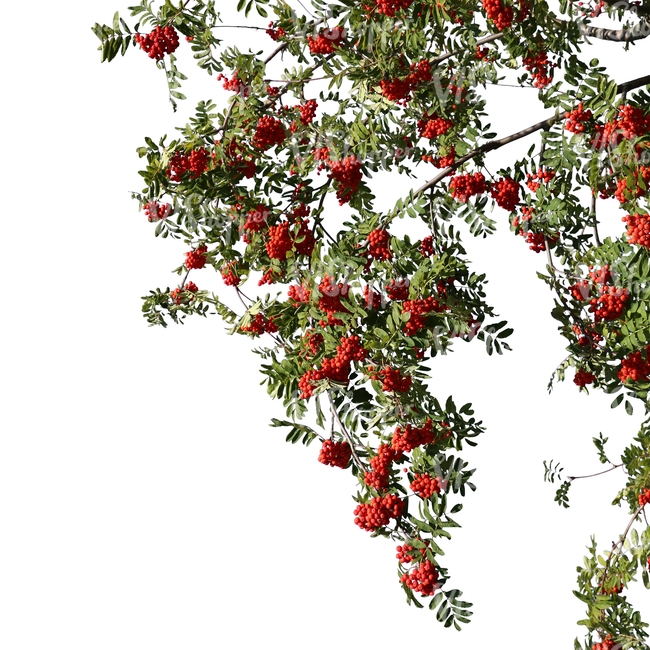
(328, 390), (367, 472)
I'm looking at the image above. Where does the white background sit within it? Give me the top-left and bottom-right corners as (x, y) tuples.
(1, 2), (648, 648)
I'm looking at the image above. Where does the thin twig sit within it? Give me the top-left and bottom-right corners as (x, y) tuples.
(328, 390), (367, 471)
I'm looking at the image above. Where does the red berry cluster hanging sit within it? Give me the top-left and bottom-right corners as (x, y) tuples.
(614, 166), (650, 203)
(266, 21), (287, 41)
(638, 488), (650, 507)
(589, 285), (629, 322)
(221, 261), (241, 286)
(184, 245), (208, 270)
(526, 168), (555, 192)
(564, 102), (594, 134)
(419, 236), (435, 257)
(135, 25), (179, 60)
(253, 116), (286, 150)
(170, 282), (199, 305)
(364, 444), (400, 490)
(490, 176), (521, 212)
(400, 559), (440, 596)
(318, 439), (352, 468)
(241, 312), (277, 336)
(392, 419), (436, 453)
(522, 50), (556, 88)
(410, 473), (444, 498)
(143, 201), (172, 222)
(353, 493), (405, 531)
(623, 213), (650, 248)
(387, 278), (410, 301)
(327, 155), (363, 204)
(482, 0), (514, 30)
(619, 347), (650, 383)
(402, 297), (446, 335)
(573, 369), (595, 387)
(368, 0), (412, 17)
(167, 148), (210, 182)
(297, 99), (318, 125)
(418, 115), (454, 140)
(592, 635), (616, 650)
(379, 59), (432, 104)
(363, 285), (383, 309)
(367, 228), (393, 261)
(396, 544), (416, 563)
(449, 172), (487, 202)
(307, 27), (345, 54)
(370, 366), (412, 393)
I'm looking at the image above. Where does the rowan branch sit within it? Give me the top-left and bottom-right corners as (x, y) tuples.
(579, 19), (650, 42)
(413, 73), (650, 198)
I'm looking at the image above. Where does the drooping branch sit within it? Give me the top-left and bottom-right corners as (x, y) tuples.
(413, 73), (650, 198)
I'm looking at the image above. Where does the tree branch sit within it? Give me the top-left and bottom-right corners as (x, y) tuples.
(413, 73), (650, 198)
(579, 18), (650, 42)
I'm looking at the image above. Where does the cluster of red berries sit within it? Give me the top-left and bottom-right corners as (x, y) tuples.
(418, 115), (453, 140)
(327, 156), (363, 204)
(367, 229), (393, 261)
(316, 276), (350, 325)
(143, 201), (172, 222)
(400, 559), (439, 596)
(167, 148), (210, 182)
(379, 60), (432, 104)
(299, 334), (366, 398)
(368, 366), (411, 393)
(638, 488), (650, 507)
(265, 220), (315, 260)
(619, 347), (650, 383)
(564, 102), (593, 134)
(402, 297), (446, 335)
(524, 231), (546, 253)
(490, 177), (521, 212)
(392, 419), (437, 453)
(217, 73), (250, 97)
(170, 281), (199, 305)
(623, 213), (650, 248)
(589, 285), (629, 322)
(354, 493), (405, 530)
(302, 329), (324, 357)
(369, 0), (412, 17)
(135, 25), (179, 60)
(318, 439), (352, 468)
(592, 635), (616, 650)
(481, 0), (514, 30)
(185, 245), (208, 270)
(522, 50), (555, 88)
(572, 323), (603, 348)
(574, 369), (595, 387)
(221, 261), (241, 286)
(242, 205), (269, 233)
(396, 543), (416, 564)
(410, 473), (443, 498)
(449, 172), (487, 202)
(363, 286), (383, 310)
(297, 99), (317, 125)
(241, 313), (278, 336)
(595, 104), (650, 149)
(526, 168), (555, 192)
(253, 116), (286, 150)
(386, 278), (410, 301)
(364, 444), (400, 490)
(266, 21), (287, 41)
(423, 146), (456, 168)
(419, 236), (435, 257)
(307, 27), (345, 54)
(614, 166), (650, 203)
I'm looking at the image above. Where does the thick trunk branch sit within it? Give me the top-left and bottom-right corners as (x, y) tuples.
(579, 19), (650, 42)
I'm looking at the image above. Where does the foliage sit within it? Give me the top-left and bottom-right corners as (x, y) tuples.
(94, 0), (650, 644)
